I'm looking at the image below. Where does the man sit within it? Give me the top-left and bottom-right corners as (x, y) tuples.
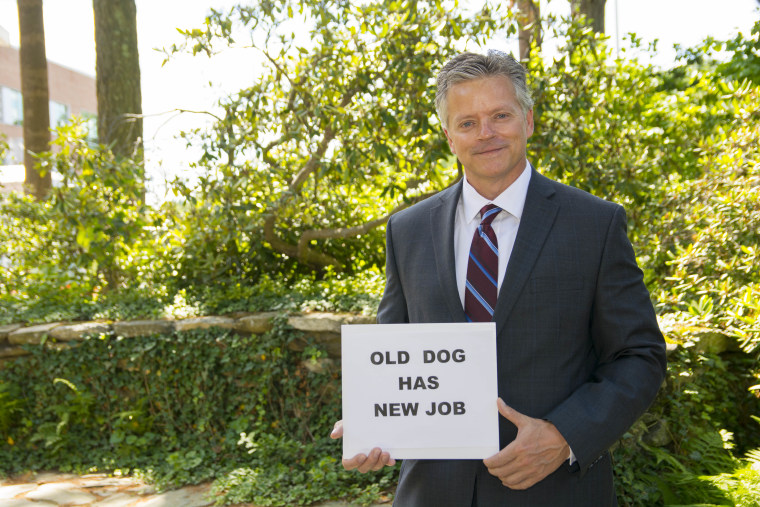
(331, 50), (666, 506)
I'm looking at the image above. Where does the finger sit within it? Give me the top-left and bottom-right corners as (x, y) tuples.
(342, 447), (396, 473)
(502, 474), (539, 491)
(342, 453), (367, 471)
(330, 420), (344, 439)
(497, 398), (527, 428)
(369, 451), (395, 471)
(483, 436), (519, 469)
(357, 448), (384, 473)
(487, 462), (538, 490)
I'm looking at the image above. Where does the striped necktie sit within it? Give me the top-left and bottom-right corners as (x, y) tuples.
(464, 204), (501, 322)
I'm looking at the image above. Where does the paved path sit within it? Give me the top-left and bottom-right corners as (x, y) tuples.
(0, 472), (387, 507)
(0, 472), (216, 507)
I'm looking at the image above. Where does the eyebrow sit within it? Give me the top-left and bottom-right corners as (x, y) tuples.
(451, 104), (516, 124)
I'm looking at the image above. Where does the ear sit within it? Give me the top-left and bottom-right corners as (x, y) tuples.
(525, 109), (534, 139)
(443, 128), (456, 154)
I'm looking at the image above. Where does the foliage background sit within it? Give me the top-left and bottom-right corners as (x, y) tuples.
(2, 3), (760, 506)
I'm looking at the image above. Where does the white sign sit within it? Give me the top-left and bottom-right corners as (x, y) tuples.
(341, 322), (499, 460)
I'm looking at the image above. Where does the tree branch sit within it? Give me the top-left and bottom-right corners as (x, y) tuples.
(260, 61), (381, 269)
(292, 186), (447, 271)
(300, 190), (437, 243)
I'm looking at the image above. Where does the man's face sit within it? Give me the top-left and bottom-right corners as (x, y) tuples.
(443, 76), (534, 199)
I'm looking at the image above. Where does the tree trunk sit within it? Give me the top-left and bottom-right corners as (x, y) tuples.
(571, 0), (606, 34)
(93, 0), (143, 161)
(17, 0), (51, 200)
(514, 0), (541, 62)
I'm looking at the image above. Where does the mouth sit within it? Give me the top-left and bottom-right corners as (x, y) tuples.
(474, 146), (505, 156)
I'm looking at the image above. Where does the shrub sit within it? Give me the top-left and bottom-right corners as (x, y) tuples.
(0, 121), (176, 324)
(0, 322), (396, 505)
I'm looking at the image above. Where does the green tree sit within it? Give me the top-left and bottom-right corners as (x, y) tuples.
(0, 122), (167, 322)
(713, 21), (760, 86)
(170, 0), (508, 284)
(17, 0), (51, 200)
(511, 0), (541, 61)
(93, 0), (143, 161)
(570, 0), (606, 34)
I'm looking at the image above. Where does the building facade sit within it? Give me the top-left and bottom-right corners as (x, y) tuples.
(0, 26), (96, 174)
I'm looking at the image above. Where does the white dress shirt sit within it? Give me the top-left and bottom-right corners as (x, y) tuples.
(454, 162), (532, 308)
(454, 161), (577, 464)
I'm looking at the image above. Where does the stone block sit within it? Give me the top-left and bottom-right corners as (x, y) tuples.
(662, 321), (742, 355)
(90, 492), (137, 506)
(236, 312), (279, 334)
(288, 336), (308, 352)
(345, 314), (377, 325)
(33, 472), (77, 482)
(225, 311), (255, 319)
(137, 486), (213, 507)
(0, 483), (36, 500)
(77, 475), (134, 489)
(8, 323), (61, 345)
(302, 357), (336, 374)
(174, 316), (237, 332)
(642, 420), (672, 447)
(289, 330), (341, 357)
(1, 499), (42, 507)
(51, 322), (112, 341)
(288, 312), (346, 333)
(25, 481), (97, 504)
(694, 330), (740, 355)
(315, 331), (342, 357)
(0, 323), (22, 344)
(113, 320), (174, 338)
(0, 345), (30, 359)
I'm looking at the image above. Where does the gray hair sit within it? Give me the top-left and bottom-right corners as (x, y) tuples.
(435, 50), (534, 129)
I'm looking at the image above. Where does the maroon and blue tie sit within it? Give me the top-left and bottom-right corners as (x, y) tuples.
(464, 204), (501, 322)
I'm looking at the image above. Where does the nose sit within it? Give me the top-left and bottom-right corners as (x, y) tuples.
(478, 119), (495, 139)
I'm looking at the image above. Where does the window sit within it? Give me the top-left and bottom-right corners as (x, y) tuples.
(49, 100), (70, 126)
(80, 111), (98, 141)
(1, 87), (23, 126)
(2, 137), (24, 164)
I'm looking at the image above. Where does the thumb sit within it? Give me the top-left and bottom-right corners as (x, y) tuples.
(330, 420), (344, 440)
(497, 398), (528, 428)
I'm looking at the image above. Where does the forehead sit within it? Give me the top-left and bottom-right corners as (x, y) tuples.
(446, 76), (520, 117)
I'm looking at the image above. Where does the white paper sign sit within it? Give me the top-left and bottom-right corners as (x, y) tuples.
(341, 322), (499, 460)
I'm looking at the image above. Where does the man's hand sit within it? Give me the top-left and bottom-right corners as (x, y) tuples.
(330, 420), (396, 473)
(483, 398), (569, 490)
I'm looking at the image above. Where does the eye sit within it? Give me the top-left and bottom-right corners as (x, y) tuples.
(495, 112), (508, 119)
(460, 121), (475, 128)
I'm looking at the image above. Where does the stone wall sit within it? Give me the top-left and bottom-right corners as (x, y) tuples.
(0, 312), (377, 366)
(1, 313), (749, 452)
(1, 312), (742, 366)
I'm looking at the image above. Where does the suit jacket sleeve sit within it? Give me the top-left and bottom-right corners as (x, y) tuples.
(544, 205), (666, 474)
(377, 216), (409, 325)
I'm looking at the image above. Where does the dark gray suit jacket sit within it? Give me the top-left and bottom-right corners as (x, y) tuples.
(377, 169), (666, 506)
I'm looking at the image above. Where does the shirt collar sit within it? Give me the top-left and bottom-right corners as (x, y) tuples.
(462, 161), (533, 224)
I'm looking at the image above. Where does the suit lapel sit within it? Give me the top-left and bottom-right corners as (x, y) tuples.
(430, 181), (466, 322)
(494, 170), (559, 335)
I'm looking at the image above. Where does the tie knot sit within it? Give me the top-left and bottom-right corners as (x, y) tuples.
(479, 204), (501, 226)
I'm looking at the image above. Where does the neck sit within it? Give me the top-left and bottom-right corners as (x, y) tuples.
(466, 163), (527, 201)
